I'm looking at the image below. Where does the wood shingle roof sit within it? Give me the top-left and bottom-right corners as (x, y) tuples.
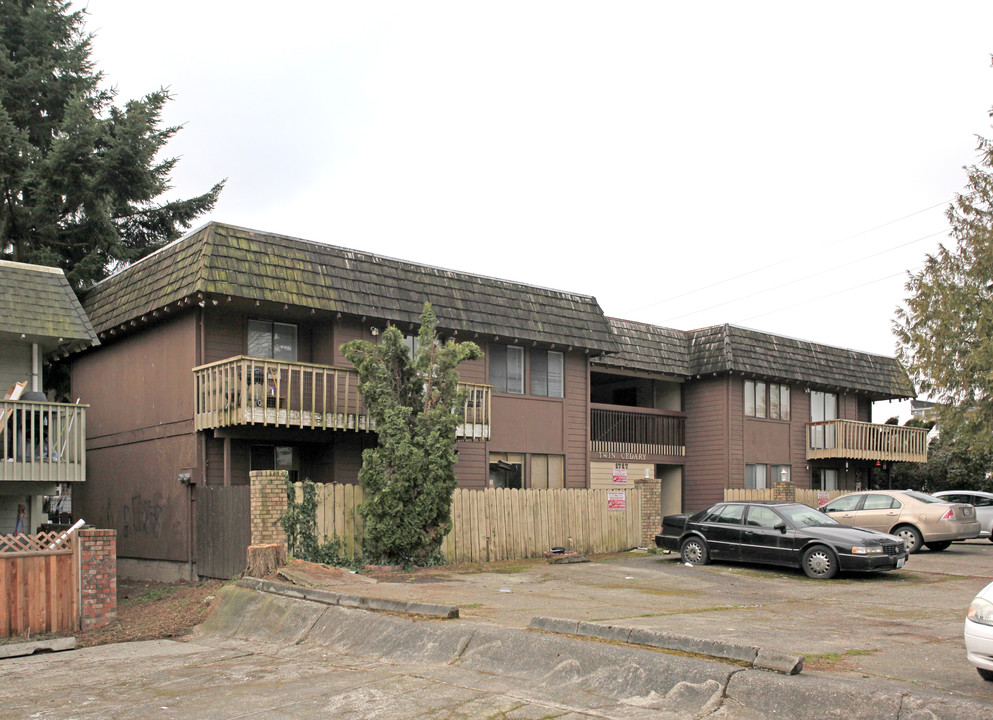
(0, 260), (98, 355)
(594, 320), (915, 400)
(83, 223), (619, 354)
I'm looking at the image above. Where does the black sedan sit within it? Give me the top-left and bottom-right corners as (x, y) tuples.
(655, 501), (908, 579)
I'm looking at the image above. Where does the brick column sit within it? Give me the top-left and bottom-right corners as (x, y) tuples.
(634, 477), (662, 549)
(78, 528), (117, 631)
(250, 470), (289, 548)
(773, 480), (796, 503)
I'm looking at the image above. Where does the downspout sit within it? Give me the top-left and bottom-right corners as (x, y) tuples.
(31, 343), (41, 392)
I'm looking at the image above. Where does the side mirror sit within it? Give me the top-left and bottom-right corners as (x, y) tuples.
(775, 522), (787, 534)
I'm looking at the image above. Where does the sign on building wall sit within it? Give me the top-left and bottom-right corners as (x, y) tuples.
(612, 465), (628, 484)
(607, 491), (626, 511)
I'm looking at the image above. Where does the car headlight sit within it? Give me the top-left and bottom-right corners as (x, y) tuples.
(967, 597), (993, 627)
(851, 546), (884, 554)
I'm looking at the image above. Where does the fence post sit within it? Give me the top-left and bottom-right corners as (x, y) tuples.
(773, 480), (796, 503)
(634, 477), (661, 549)
(250, 470), (290, 551)
(77, 528), (117, 631)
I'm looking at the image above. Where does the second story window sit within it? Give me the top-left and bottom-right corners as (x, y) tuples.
(531, 350), (564, 398)
(490, 343), (524, 394)
(248, 320), (297, 361)
(744, 380), (790, 420)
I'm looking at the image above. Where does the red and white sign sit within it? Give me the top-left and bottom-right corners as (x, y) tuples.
(817, 491), (830, 508)
(612, 467), (628, 484)
(607, 491), (626, 511)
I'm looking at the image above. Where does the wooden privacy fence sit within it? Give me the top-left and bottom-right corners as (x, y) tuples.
(294, 483), (643, 564)
(724, 488), (847, 507)
(0, 530), (78, 638)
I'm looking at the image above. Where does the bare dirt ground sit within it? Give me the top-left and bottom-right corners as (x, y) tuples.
(75, 578), (228, 648)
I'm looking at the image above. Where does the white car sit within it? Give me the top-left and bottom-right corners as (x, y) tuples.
(965, 580), (993, 681)
(934, 490), (993, 542)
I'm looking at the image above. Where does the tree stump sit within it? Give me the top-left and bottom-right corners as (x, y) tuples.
(246, 543), (286, 578)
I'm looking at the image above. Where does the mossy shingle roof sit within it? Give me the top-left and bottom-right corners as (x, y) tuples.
(594, 320), (914, 399)
(0, 260), (98, 355)
(83, 223), (619, 354)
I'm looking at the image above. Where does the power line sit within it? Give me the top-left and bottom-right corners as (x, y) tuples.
(658, 229), (946, 324)
(624, 199), (951, 315)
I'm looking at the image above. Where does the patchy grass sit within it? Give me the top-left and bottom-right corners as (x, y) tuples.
(802, 648), (878, 671)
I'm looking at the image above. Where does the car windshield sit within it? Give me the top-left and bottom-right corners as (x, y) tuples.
(778, 504), (840, 528)
(901, 490), (942, 504)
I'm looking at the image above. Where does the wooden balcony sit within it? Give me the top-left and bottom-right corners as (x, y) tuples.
(590, 404), (686, 459)
(193, 356), (491, 441)
(806, 419), (928, 463)
(0, 400), (87, 483)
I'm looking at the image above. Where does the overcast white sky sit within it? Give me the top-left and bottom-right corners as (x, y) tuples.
(78, 2), (993, 416)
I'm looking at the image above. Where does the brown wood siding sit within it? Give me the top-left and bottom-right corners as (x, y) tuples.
(743, 418), (791, 463)
(490, 396), (564, 452)
(73, 313), (197, 439)
(563, 351), (589, 488)
(791, 388), (811, 487)
(683, 376), (729, 513)
(728, 377), (743, 489)
(76, 435), (193, 563)
(454, 441), (487, 488)
(203, 310), (243, 364)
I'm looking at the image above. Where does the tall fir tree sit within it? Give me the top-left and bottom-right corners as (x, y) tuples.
(342, 303), (482, 565)
(894, 89), (993, 456)
(0, 0), (223, 292)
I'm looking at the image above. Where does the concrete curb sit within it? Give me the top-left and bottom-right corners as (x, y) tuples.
(0, 636), (76, 659)
(238, 577), (459, 619)
(529, 615), (803, 675)
(203, 585), (992, 720)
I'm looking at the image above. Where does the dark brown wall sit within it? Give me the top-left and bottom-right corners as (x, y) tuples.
(682, 376), (729, 512)
(72, 313), (199, 561)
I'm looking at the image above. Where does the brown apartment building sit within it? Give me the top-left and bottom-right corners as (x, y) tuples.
(69, 222), (925, 579)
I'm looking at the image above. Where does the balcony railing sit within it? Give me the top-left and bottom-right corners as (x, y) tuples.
(193, 356), (491, 441)
(807, 419), (928, 463)
(0, 400), (87, 483)
(590, 405), (686, 457)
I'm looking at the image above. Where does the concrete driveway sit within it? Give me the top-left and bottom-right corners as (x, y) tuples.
(301, 538), (993, 702)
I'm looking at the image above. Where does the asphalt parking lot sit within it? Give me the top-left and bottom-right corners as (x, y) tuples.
(288, 537), (993, 703)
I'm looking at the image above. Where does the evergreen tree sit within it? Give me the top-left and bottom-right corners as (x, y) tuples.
(894, 93), (993, 456)
(342, 303), (482, 565)
(0, 0), (223, 292)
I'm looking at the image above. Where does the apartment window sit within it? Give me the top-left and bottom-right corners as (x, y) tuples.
(250, 445), (300, 483)
(812, 468), (839, 491)
(489, 452), (524, 488)
(745, 380), (789, 420)
(530, 454), (565, 489)
(745, 463), (768, 489)
(771, 465), (791, 484)
(810, 390), (839, 449)
(531, 350), (564, 398)
(490, 344), (524, 394)
(248, 320), (297, 361)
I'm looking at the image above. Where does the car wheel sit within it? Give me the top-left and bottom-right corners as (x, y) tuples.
(801, 545), (839, 579)
(925, 541), (952, 552)
(894, 525), (923, 554)
(680, 537), (709, 565)
(979, 668), (993, 682)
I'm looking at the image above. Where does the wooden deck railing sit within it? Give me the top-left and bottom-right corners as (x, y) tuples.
(193, 356), (491, 440)
(806, 419), (928, 463)
(590, 405), (686, 457)
(0, 400), (87, 483)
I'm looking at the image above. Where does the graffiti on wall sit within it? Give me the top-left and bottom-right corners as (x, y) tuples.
(105, 493), (166, 540)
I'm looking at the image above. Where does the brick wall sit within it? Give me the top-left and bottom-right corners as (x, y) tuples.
(635, 478), (661, 548)
(78, 528), (117, 631)
(773, 480), (796, 503)
(250, 470), (289, 548)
